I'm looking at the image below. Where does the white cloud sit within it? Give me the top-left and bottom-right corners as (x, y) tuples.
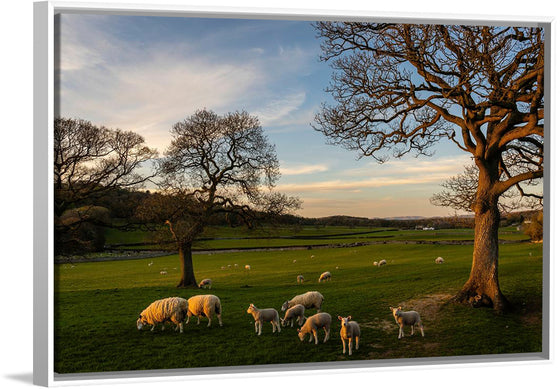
(253, 91), (307, 126)
(280, 163), (329, 175)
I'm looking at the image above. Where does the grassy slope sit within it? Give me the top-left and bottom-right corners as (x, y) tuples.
(54, 240), (543, 374)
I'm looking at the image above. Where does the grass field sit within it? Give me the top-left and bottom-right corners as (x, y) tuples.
(54, 228), (543, 374)
(103, 225), (529, 251)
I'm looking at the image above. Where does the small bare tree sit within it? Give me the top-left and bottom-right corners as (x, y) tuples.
(54, 117), (157, 254)
(430, 164), (542, 214)
(54, 117), (157, 216)
(313, 23), (544, 311)
(138, 109), (301, 288)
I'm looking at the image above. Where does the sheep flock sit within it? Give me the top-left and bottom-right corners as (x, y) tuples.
(136, 257), (426, 358)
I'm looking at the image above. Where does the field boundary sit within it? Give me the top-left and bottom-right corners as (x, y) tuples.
(55, 238), (530, 264)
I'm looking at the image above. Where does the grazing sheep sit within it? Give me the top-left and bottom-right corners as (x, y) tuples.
(281, 291), (324, 312)
(246, 304), (281, 335)
(297, 313), (332, 344)
(186, 295), (223, 327)
(137, 297), (188, 333)
(297, 275), (305, 284)
(338, 316), (360, 355)
(220, 266), (225, 270)
(318, 271), (331, 283)
(435, 257), (445, 264)
(160, 270), (167, 275)
(293, 259), (297, 263)
(378, 259), (387, 267)
(245, 265), (251, 270)
(373, 261), (378, 266)
(390, 306), (424, 339)
(280, 304), (306, 327)
(234, 264), (238, 267)
(198, 278), (212, 289)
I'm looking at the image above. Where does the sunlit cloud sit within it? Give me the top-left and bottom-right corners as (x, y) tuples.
(280, 163), (329, 175)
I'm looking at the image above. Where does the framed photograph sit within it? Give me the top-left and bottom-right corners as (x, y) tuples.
(34, 1), (552, 386)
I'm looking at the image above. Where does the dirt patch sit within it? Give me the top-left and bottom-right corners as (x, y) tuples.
(397, 293), (453, 320)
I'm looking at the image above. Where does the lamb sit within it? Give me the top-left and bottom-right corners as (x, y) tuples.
(435, 257), (445, 264)
(297, 313), (332, 344)
(198, 278), (212, 289)
(280, 304), (306, 327)
(390, 306), (424, 339)
(281, 291), (324, 312)
(186, 294), (223, 327)
(136, 297), (188, 333)
(297, 275), (305, 284)
(246, 304), (281, 335)
(378, 259), (387, 267)
(338, 316), (360, 355)
(318, 271), (331, 283)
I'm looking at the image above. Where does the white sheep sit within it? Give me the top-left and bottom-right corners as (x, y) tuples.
(390, 306), (424, 339)
(338, 316), (360, 355)
(378, 259), (387, 267)
(246, 304), (281, 335)
(245, 265), (251, 270)
(373, 261), (378, 266)
(318, 271), (331, 283)
(293, 259), (297, 263)
(136, 297), (188, 333)
(280, 304), (306, 327)
(296, 275), (305, 284)
(198, 278), (212, 289)
(281, 291), (324, 312)
(297, 313), (332, 344)
(160, 270), (167, 275)
(186, 294), (223, 327)
(435, 257), (445, 264)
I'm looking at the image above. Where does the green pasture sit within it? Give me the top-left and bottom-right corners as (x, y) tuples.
(104, 225), (529, 251)
(54, 237), (543, 374)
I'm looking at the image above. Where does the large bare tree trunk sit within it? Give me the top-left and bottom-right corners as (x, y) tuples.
(454, 162), (510, 312)
(177, 241), (198, 288)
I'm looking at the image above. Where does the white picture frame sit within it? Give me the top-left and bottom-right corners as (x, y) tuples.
(30, 1), (556, 388)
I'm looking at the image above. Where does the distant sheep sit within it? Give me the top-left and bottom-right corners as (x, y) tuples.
(318, 271), (331, 283)
(246, 304), (281, 335)
(373, 261), (378, 266)
(338, 316), (360, 355)
(297, 313), (332, 344)
(390, 306), (424, 339)
(137, 297), (188, 333)
(245, 265), (251, 270)
(198, 278), (212, 289)
(186, 294), (223, 327)
(281, 291), (324, 312)
(297, 275), (305, 284)
(435, 257), (445, 264)
(280, 304), (306, 327)
(160, 270), (167, 275)
(378, 259), (387, 267)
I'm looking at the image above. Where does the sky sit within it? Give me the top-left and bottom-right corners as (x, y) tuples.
(56, 13), (476, 219)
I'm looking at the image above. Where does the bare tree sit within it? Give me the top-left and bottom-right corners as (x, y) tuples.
(138, 109), (301, 288)
(430, 164), (542, 213)
(313, 23), (544, 311)
(54, 117), (157, 254)
(54, 117), (158, 216)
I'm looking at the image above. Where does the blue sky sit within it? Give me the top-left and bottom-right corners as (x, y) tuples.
(56, 13), (474, 218)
